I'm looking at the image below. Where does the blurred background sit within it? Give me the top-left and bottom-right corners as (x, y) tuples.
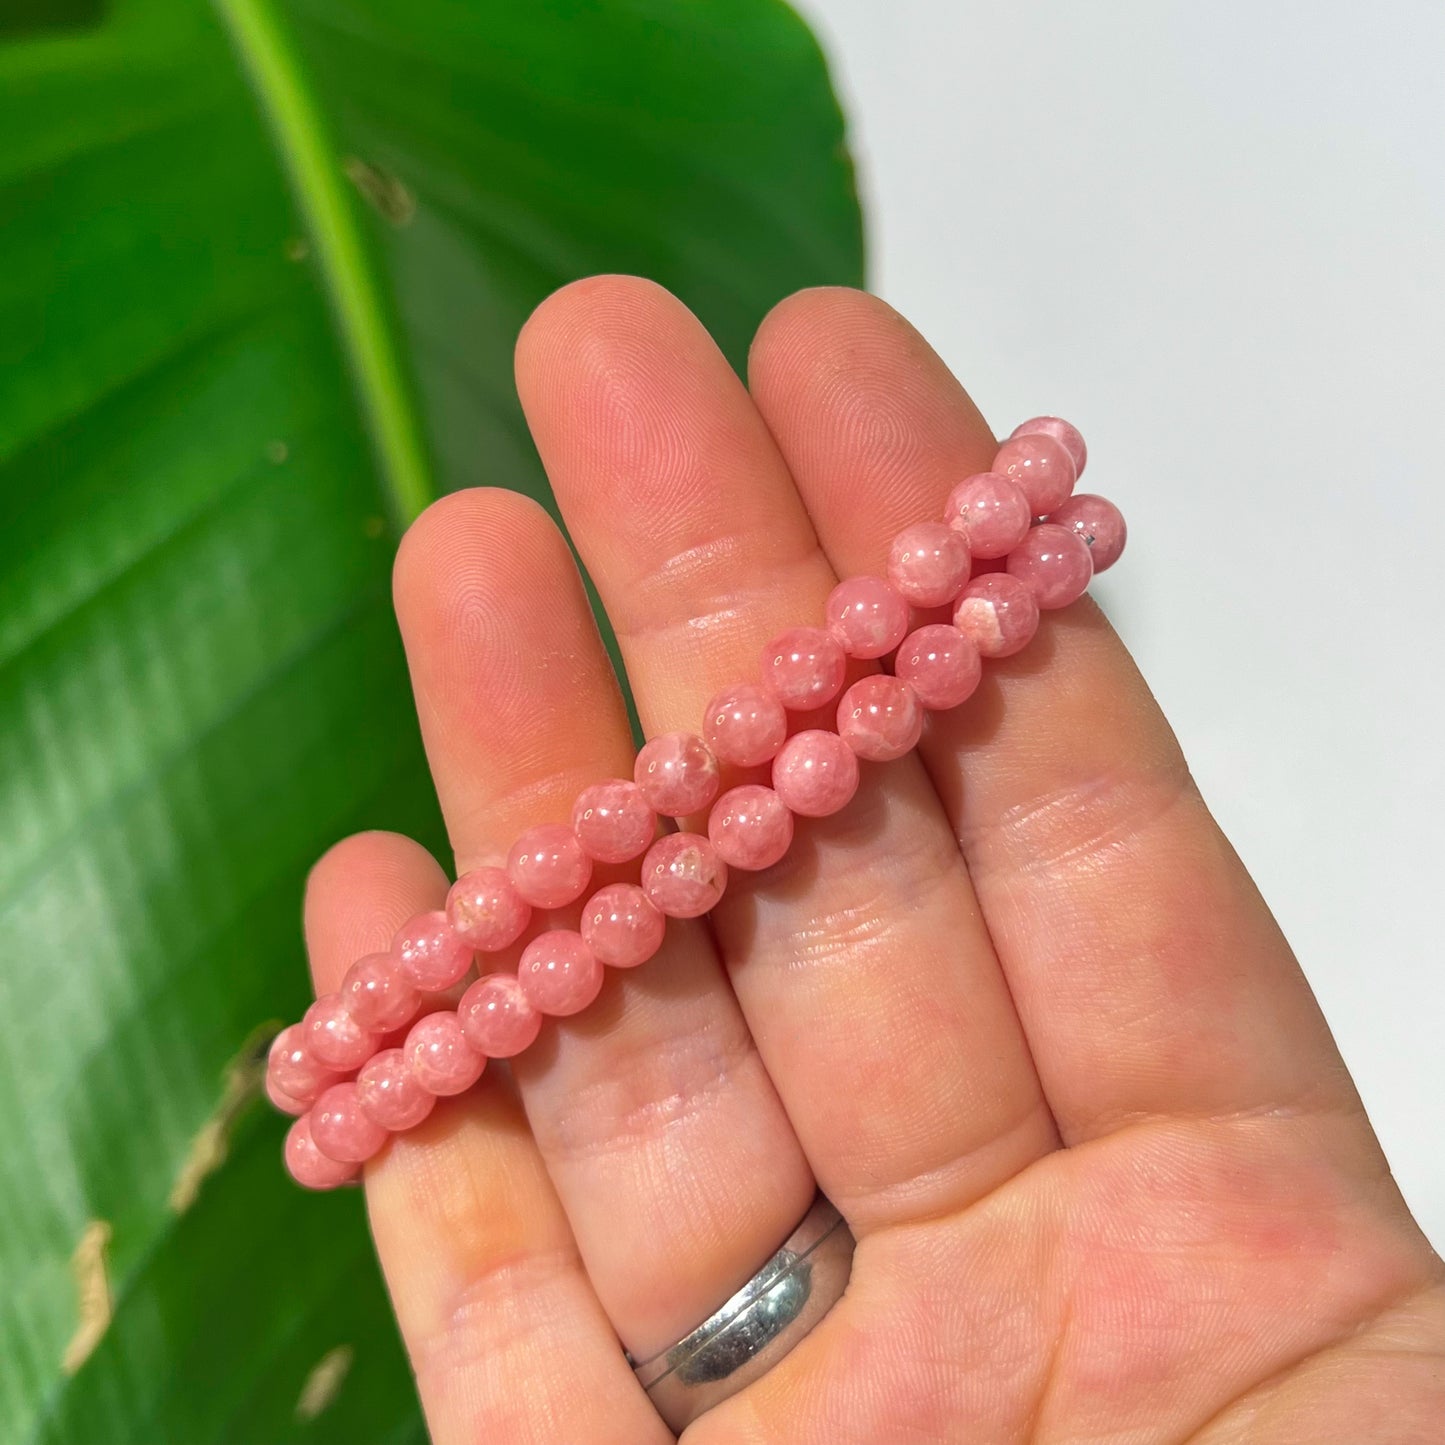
(2, 1), (1440, 1441)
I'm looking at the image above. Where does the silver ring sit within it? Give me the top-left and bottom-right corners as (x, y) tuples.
(628, 1194), (854, 1430)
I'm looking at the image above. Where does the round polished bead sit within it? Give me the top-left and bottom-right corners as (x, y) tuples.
(310, 1080), (389, 1164)
(284, 1115), (359, 1191)
(887, 521), (971, 606)
(759, 626), (847, 710)
(702, 683), (788, 767)
(825, 576), (911, 659)
(507, 824), (593, 909)
(943, 472), (1033, 559)
(341, 952), (420, 1034)
(1006, 523), (1094, 609)
(634, 732), (722, 816)
(447, 867), (532, 952)
(771, 728), (860, 817)
(953, 574), (1041, 658)
(405, 1011), (486, 1096)
(268, 1024), (338, 1105)
(303, 992), (380, 1072)
(707, 785), (795, 871)
(580, 882), (666, 969)
(458, 973), (544, 1056)
(394, 910), (474, 992)
(1047, 493), (1127, 573)
(518, 930), (604, 1016)
(895, 624), (983, 710)
(992, 434), (1077, 515)
(571, 780), (657, 864)
(837, 675), (923, 762)
(1010, 415), (1087, 479)
(266, 1074), (308, 1117)
(356, 1048), (437, 1132)
(642, 833), (728, 918)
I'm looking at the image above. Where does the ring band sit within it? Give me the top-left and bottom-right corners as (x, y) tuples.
(628, 1194), (854, 1430)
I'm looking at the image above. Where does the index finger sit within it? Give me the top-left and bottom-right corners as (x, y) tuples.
(748, 287), (1366, 1146)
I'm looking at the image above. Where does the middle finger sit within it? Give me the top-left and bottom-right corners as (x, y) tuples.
(517, 275), (1058, 1236)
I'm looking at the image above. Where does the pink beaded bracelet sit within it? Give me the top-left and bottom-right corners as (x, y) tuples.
(271, 417), (1126, 1189)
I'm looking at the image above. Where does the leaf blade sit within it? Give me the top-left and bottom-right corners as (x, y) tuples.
(0, 0), (862, 1438)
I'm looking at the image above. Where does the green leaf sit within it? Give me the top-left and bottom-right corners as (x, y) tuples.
(0, 0), (862, 1439)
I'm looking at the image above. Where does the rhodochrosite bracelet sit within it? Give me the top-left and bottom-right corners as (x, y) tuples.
(272, 418), (1127, 1190)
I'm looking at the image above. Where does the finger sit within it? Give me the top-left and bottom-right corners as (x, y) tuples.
(392, 487), (813, 1358)
(748, 287), (1365, 1143)
(303, 831), (665, 1445)
(515, 275), (1057, 1236)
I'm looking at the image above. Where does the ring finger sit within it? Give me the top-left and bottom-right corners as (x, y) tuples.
(391, 485), (814, 1360)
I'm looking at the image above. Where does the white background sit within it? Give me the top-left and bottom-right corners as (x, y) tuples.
(798, 0), (1445, 1247)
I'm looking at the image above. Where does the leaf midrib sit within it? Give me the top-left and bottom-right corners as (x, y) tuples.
(211, 0), (436, 529)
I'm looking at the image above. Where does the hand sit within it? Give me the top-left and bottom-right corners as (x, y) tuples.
(302, 278), (1444, 1443)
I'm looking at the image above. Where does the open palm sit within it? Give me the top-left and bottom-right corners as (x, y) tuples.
(302, 278), (1443, 1443)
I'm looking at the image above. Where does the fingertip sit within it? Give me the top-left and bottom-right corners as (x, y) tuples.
(749, 288), (996, 559)
(303, 830), (450, 994)
(749, 284), (895, 365)
(515, 273), (693, 403)
(394, 486), (560, 619)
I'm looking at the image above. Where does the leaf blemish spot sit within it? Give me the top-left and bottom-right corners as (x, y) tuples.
(363, 514), (385, 539)
(167, 1022), (277, 1214)
(266, 440), (289, 464)
(342, 156), (415, 226)
(62, 1220), (113, 1375)
(284, 235), (310, 262)
(296, 1344), (354, 1419)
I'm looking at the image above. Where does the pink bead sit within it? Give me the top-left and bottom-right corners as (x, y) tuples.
(310, 1081), (389, 1163)
(707, 785), (795, 871)
(825, 576), (910, 659)
(771, 728), (860, 817)
(394, 910), (474, 992)
(1047, 493), (1127, 573)
(953, 573), (1041, 658)
(992, 434), (1077, 515)
(943, 472), (1032, 559)
(759, 626), (847, 710)
(837, 675), (923, 762)
(518, 930), (604, 1016)
(266, 1074), (307, 1117)
(446, 867), (531, 952)
(895, 624), (983, 710)
(1010, 415), (1087, 479)
(1006, 523), (1094, 609)
(341, 952), (420, 1034)
(405, 1011), (486, 1096)
(702, 683), (788, 767)
(458, 973), (543, 1056)
(571, 780), (656, 864)
(634, 732), (721, 816)
(887, 521), (971, 606)
(507, 824), (593, 909)
(642, 833), (728, 918)
(580, 882), (666, 968)
(268, 1024), (338, 1105)
(303, 992), (380, 1072)
(284, 1115), (359, 1191)
(356, 1047), (437, 1132)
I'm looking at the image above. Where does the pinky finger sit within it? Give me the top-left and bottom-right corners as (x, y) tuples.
(302, 830), (669, 1445)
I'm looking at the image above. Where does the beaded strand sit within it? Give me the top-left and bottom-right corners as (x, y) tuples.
(272, 418), (1126, 1189)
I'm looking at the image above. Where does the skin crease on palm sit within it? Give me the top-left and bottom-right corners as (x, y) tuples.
(301, 278), (1445, 1444)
